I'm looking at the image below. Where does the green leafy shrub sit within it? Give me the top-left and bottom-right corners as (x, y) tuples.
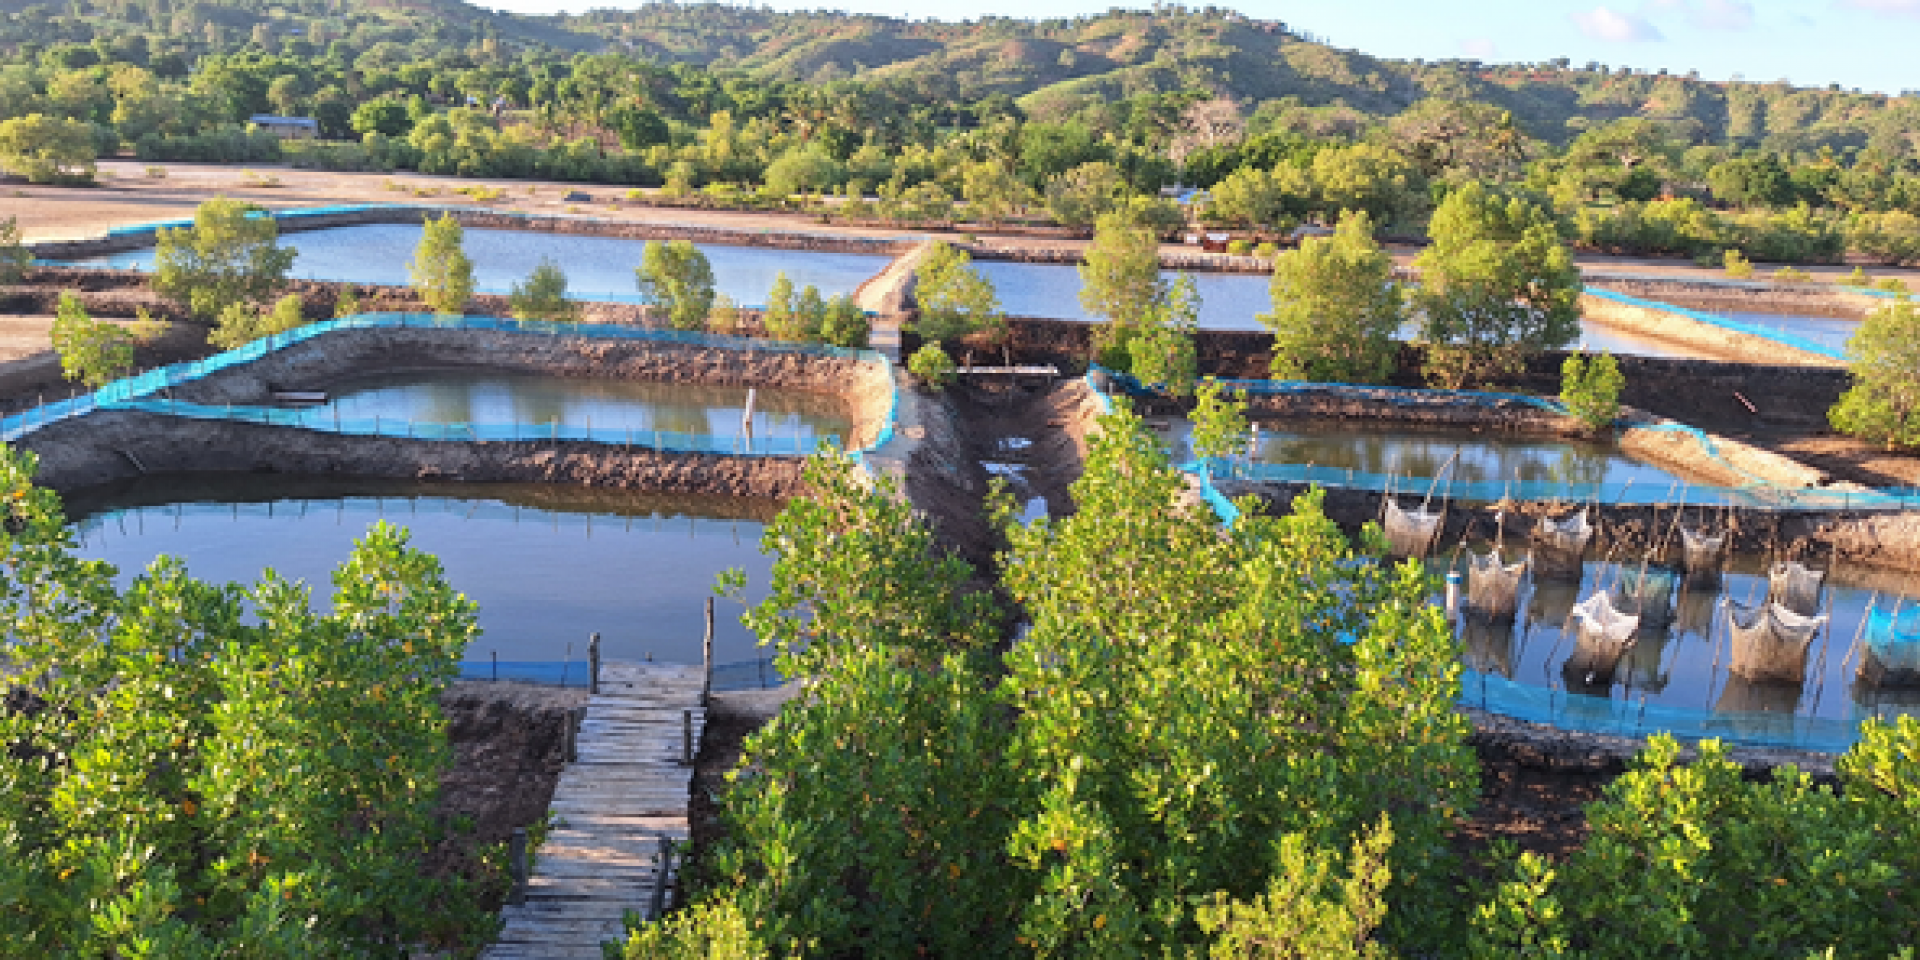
(635, 239), (716, 330)
(1831, 299), (1920, 450)
(1772, 265), (1813, 282)
(908, 341), (956, 388)
(210, 294), (306, 350)
(50, 292), (134, 388)
(1560, 350), (1625, 433)
(1724, 248), (1755, 278)
(0, 215), (28, 285)
(508, 258), (578, 322)
(153, 198), (296, 321)
(1262, 211), (1404, 385)
(408, 213), (474, 314)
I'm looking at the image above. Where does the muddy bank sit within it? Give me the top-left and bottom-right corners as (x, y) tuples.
(433, 681), (587, 909)
(1588, 277), (1883, 320)
(15, 409), (808, 498)
(26, 205), (921, 261)
(1580, 293), (1841, 367)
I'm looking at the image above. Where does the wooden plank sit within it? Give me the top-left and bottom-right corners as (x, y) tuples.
(479, 660), (701, 960)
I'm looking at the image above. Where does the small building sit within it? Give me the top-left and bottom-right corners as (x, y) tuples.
(247, 115), (319, 140)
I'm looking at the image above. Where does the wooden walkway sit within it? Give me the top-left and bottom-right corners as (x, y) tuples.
(483, 661), (706, 959)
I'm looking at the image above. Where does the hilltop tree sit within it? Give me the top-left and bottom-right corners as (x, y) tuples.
(1414, 183), (1581, 388)
(1261, 211), (1404, 384)
(153, 198), (296, 321)
(408, 214), (474, 315)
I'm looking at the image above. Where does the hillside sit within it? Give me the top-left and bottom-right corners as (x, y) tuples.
(1, 0), (1914, 153)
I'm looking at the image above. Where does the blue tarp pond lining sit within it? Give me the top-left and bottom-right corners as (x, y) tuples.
(2, 313), (899, 456)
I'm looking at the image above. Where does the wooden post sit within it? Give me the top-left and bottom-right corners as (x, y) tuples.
(508, 828), (528, 906)
(648, 836), (674, 920)
(682, 709), (693, 766)
(702, 597), (714, 706)
(588, 632), (601, 695)
(562, 708), (577, 764)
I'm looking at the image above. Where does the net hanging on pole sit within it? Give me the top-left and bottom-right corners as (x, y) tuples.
(1382, 498), (1443, 559)
(1466, 548), (1526, 621)
(1679, 525), (1727, 587)
(1859, 606), (1920, 688)
(1726, 600), (1826, 684)
(1562, 591), (1640, 689)
(1612, 564), (1678, 628)
(1529, 508), (1592, 581)
(1767, 561), (1826, 617)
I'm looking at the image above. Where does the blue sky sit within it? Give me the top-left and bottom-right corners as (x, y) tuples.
(478, 1), (1920, 95)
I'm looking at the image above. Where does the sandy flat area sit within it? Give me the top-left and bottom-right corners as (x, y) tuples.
(8, 159), (1916, 287)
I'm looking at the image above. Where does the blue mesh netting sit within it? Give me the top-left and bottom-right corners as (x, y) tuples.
(1582, 287), (1848, 362)
(4, 313), (898, 456)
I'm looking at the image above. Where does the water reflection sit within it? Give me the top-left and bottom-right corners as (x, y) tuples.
(64, 474), (779, 666)
(68, 224), (896, 304)
(322, 369), (851, 443)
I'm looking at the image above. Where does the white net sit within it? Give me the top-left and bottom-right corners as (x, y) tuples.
(1562, 592), (1640, 687)
(1466, 548), (1527, 621)
(1679, 525), (1726, 586)
(1726, 600), (1826, 683)
(1767, 561), (1826, 618)
(1529, 509), (1592, 580)
(1383, 498), (1444, 559)
(1611, 565), (1678, 627)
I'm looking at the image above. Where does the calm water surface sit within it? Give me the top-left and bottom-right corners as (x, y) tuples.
(71, 224), (894, 305)
(1446, 551), (1918, 745)
(322, 369), (850, 443)
(67, 475), (780, 670)
(1159, 419), (1691, 492)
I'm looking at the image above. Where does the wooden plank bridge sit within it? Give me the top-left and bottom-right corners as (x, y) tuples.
(483, 660), (707, 959)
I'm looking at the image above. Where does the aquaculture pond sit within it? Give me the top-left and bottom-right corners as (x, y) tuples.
(315, 369), (851, 447)
(68, 223), (895, 305)
(1158, 418), (1694, 495)
(1720, 311), (1860, 354)
(1443, 549), (1920, 751)
(65, 474), (781, 680)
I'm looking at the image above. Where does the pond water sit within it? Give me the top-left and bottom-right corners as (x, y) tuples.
(68, 224), (895, 306)
(978, 260), (1703, 360)
(318, 369), (851, 445)
(1158, 419), (1692, 494)
(1446, 550), (1919, 750)
(1721, 311), (1859, 354)
(65, 474), (780, 677)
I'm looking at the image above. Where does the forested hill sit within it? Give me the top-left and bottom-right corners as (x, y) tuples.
(4, 0), (1915, 153)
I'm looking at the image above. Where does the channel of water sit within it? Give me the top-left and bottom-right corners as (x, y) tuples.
(318, 369), (852, 446)
(65, 474), (779, 679)
(66, 223), (896, 305)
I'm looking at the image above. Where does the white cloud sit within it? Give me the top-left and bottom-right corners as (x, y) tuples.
(1844, 0), (1920, 17)
(1458, 37), (1499, 58)
(1573, 5), (1667, 40)
(1690, 0), (1755, 29)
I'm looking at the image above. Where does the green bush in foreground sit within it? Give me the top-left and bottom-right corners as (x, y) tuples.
(1831, 299), (1920, 450)
(0, 446), (493, 954)
(1560, 350), (1625, 433)
(907, 341), (955, 388)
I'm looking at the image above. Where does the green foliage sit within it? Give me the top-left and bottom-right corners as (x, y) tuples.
(0, 113), (96, 184)
(636, 240), (717, 331)
(333, 285), (362, 319)
(642, 410), (1475, 955)
(1470, 729), (1920, 956)
(1724, 248), (1755, 278)
(1831, 299), (1920, 450)
(1261, 211), (1403, 384)
(1080, 207), (1169, 366)
(152, 198), (296, 322)
(707, 293), (742, 335)
(210, 294), (306, 350)
(508, 258), (577, 322)
(1044, 161), (1132, 228)
(908, 342), (956, 388)
(1128, 272), (1200, 397)
(761, 273), (799, 341)
(408, 214), (474, 315)
(350, 97), (412, 138)
(1773, 265), (1814, 282)
(818, 295), (869, 349)
(1560, 351), (1625, 433)
(912, 240), (1005, 347)
(1189, 379), (1252, 462)
(0, 215), (30, 285)
(1414, 183), (1581, 388)
(0, 446), (491, 954)
(49, 292), (134, 388)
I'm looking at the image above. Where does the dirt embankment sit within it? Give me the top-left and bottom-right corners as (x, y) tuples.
(1580, 294), (1841, 368)
(432, 681), (587, 913)
(1587, 278), (1881, 319)
(16, 410), (809, 498)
